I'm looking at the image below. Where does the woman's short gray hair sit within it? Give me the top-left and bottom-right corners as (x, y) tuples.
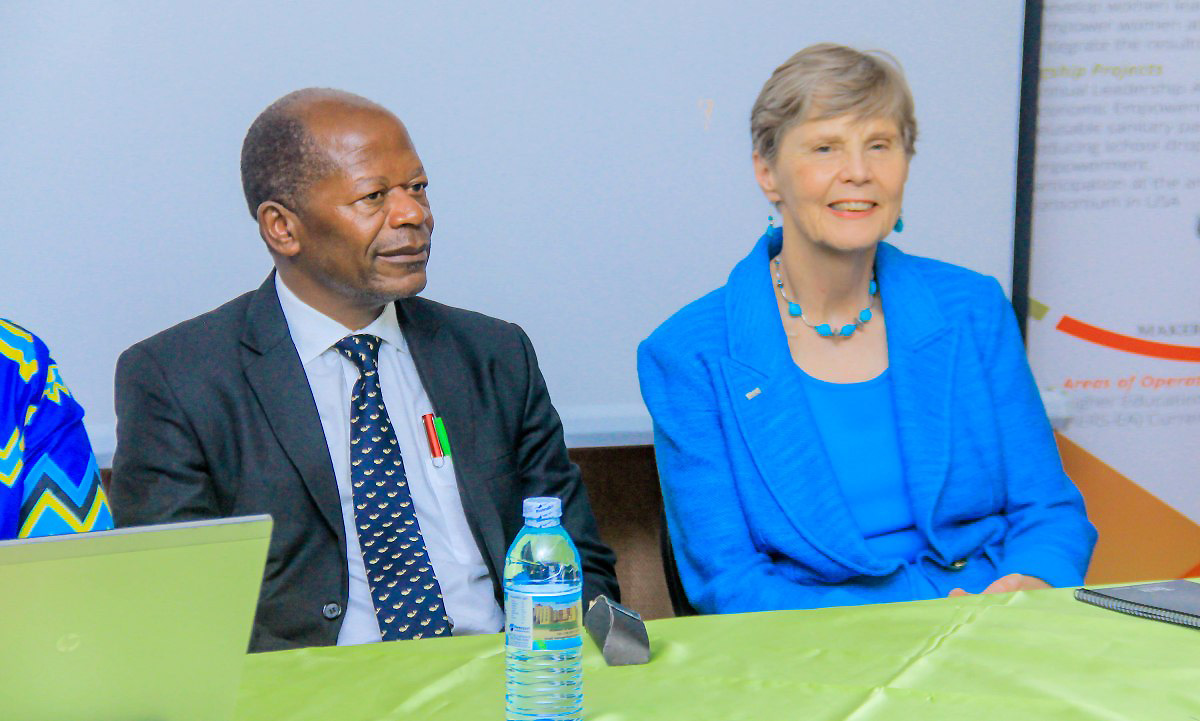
(750, 43), (917, 162)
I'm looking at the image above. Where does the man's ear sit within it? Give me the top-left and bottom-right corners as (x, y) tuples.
(258, 201), (302, 257)
(752, 151), (782, 204)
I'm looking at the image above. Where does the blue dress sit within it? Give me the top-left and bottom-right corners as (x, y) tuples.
(637, 228), (1096, 613)
(799, 368), (937, 599)
(0, 319), (112, 539)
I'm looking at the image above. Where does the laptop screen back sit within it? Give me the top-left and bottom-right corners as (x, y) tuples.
(0, 515), (272, 721)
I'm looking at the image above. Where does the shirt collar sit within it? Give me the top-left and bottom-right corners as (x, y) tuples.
(275, 273), (408, 364)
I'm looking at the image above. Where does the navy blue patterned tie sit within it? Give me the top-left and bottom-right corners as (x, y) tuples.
(334, 334), (451, 641)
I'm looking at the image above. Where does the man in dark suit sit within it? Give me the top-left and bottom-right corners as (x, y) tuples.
(109, 89), (618, 651)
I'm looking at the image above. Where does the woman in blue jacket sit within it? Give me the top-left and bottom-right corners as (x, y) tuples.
(638, 44), (1095, 614)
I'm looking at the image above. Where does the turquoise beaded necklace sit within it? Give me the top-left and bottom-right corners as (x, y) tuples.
(772, 256), (877, 338)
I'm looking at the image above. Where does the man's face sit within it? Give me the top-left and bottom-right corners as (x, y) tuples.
(289, 105), (434, 311)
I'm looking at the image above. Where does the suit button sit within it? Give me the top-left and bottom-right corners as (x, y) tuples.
(322, 602), (343, 619)
(950, 559), (968, 570)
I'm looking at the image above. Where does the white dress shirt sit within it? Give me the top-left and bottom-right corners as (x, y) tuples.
(275, 275), (504, 644)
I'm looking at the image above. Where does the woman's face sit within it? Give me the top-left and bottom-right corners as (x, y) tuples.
(755, 114), (909, 254)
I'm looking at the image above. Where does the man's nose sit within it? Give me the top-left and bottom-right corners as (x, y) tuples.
(388, 192), (428, 227)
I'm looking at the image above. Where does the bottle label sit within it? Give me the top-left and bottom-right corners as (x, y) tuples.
(504, 588), (582, 651)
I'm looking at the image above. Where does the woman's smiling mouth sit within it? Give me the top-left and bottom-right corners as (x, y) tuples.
(828, 200), (878, 217)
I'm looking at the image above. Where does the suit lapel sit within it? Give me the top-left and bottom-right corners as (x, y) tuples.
(722, 230), (881, 573)
(722, 359), (885, 571)
(875, 244), (956, 550)
(239, 274), (343, 538)
(396, 299), (505, 574)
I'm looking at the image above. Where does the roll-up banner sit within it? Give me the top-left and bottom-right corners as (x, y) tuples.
(1029, 0), (1200, 582)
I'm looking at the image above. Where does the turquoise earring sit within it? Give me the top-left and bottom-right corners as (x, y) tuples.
(893, 214), (904, 233)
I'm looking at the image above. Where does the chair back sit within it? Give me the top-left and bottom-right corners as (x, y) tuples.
(659, 510), (698, 616)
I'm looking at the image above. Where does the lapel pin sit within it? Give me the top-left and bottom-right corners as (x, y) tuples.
(745, 387), (762, 400)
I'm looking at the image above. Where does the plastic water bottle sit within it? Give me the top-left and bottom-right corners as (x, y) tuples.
(504, 497), (583, 721)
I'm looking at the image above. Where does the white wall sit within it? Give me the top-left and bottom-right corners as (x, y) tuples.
(0, 1), (1026, 462)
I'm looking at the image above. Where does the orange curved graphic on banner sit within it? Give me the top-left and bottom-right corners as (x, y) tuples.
(1057, 316), (1200, 362)
(1056, 433), (1200, 584)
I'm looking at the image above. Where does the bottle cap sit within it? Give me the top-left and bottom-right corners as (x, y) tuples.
(523, 497), (562, 520)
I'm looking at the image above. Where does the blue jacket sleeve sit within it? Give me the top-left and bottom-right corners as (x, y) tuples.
(978, 279), (1096, 586)
(638, 333), (891, 613)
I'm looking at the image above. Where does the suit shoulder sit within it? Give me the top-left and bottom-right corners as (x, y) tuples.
(121, 290), (256, 367)
(897, 248), (995, 287)
(888, 247), (1005, 308)
(883, 246), (1013, 345)
(403, 296), (518, 336)
(640, 287), (727, 363)
(400, 296), (534, 367)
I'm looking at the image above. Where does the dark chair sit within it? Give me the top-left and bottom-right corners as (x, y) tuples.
(659, 509), (698, 617)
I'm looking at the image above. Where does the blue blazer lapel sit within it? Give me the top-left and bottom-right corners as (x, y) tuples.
(720, 230), (884, 574)
(875, 244), (956, 554)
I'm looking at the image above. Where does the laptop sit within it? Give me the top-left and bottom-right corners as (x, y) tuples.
(0, 515), (272, 721)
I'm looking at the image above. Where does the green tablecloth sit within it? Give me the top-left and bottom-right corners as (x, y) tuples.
(234, 587), (1200, 720)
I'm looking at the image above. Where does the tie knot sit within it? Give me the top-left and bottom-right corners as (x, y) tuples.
(334, 334), (382, 372)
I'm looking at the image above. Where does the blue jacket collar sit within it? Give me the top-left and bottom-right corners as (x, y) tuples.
(724, 227), (947, 373)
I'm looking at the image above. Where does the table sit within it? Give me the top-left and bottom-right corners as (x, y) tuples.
(234, 587), (1200, 720)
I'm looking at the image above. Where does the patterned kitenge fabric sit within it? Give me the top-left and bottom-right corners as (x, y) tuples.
(0, 319), (113, 539)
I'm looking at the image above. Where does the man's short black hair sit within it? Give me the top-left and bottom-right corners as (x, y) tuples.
(239, 89), (344, 219)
